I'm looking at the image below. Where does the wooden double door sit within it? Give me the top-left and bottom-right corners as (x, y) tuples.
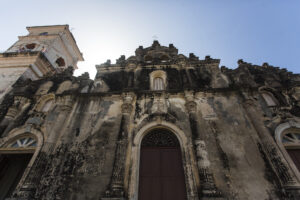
(138, 130), (187, 200)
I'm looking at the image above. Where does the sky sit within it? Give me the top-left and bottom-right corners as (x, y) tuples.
(0, 0), (299, 79)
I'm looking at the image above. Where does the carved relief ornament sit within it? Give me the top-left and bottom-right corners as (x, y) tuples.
(195, 139), (210, 168)
(121, 92), (134, 114)
(184, 90), (197, 113)
(5, 96), (31, 119)
(121, 103), (133, 114)
(185, 101), (197, 113)
(56, 95), (74, 111)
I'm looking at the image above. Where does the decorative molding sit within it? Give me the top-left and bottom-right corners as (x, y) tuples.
(34, 93), (55, 112)
(56, 95), (74, 111)
(195, 140), (210, 168)
(141, 129), (179, 147)
(121, 103), (133, 114)
(5, 96), (31, 119)
(185, 101), (197, 113)
(121, 93), (134, 114)
(185, 90), (197, 113)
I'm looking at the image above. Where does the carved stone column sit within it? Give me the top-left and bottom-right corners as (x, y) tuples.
(185, 91), (222, 198)
(242, 98), (298, 188)
(103, 93), (134, 200)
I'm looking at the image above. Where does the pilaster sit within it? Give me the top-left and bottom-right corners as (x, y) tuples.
(103, 93), (134, 200)
(185, 90), (222, 198)
(242, 98), (299, 189)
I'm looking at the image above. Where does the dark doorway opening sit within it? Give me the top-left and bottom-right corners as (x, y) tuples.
(0, 153), (32, 200)
(138, 129), (187, 200)
(287, 149), (300, 171)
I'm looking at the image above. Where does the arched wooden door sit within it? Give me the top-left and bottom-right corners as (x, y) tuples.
(138, 129), (187, 200)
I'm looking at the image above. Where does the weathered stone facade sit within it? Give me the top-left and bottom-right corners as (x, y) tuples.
(1, 26), (300, 200)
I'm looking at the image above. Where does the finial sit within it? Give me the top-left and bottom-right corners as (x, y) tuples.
(116, 55), (126, 64)
(262, 62), (269, 67)
(237, 59), (244, 65)
(152, 40), (160, 47)
(105, 59), (111, 65)
(169, 44), (174, 48)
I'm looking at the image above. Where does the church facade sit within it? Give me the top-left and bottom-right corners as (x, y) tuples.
(0, 25), (300, 200)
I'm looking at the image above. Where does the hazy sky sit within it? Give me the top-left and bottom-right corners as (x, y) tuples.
(0, 0), (299, 78)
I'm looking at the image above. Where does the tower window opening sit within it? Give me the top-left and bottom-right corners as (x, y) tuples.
(25, 43), (36, 50)
(261, 92), (278, 107)
(160, 54), (170, 62)
(39, 32), (48, 36)
(144, 55), (153, 63)
(55, 57), (65, 67)
(41, 100), (53, 112)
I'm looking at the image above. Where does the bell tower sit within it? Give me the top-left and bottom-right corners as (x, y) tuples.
(0, 25), (84, 100)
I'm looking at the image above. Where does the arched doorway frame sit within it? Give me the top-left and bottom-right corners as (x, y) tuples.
(275, 121), (300, 183)
(0, 125), (44, 193)
(128, 120), (198, 200)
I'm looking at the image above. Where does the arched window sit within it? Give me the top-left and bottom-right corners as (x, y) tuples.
(160, 54), (170, 62)
(56, 80), (72, 94)
(261, 92), (278, 107)
(41, 99), (53, 112)
(141, 129), (179, 147)
(153, 77), (164, 91)
(35, 81), (53, 95)
(55, 57), (65, 67)
(150, 70), (167, 91)
(144, 55), (153, 63)
(25, 43), (36, 50)
(281, 130), (300, 171)
(34, 94), (55, 113)
(0, 135), (37, 199)
(275, 122), (300, 180)
(9, 136), (37, 148)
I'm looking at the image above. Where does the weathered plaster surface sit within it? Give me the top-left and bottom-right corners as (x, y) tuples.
(0, 40), (300, 200)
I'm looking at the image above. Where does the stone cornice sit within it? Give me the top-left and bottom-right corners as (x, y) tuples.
(0, 51), (55, 73)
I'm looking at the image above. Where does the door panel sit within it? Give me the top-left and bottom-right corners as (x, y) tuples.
(139, 147), (187, 200)
(161, 149), (183, 177)
(162, 178), (186, 200)
(140, 149), (160, 177)
(139, 177), (161, 200)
